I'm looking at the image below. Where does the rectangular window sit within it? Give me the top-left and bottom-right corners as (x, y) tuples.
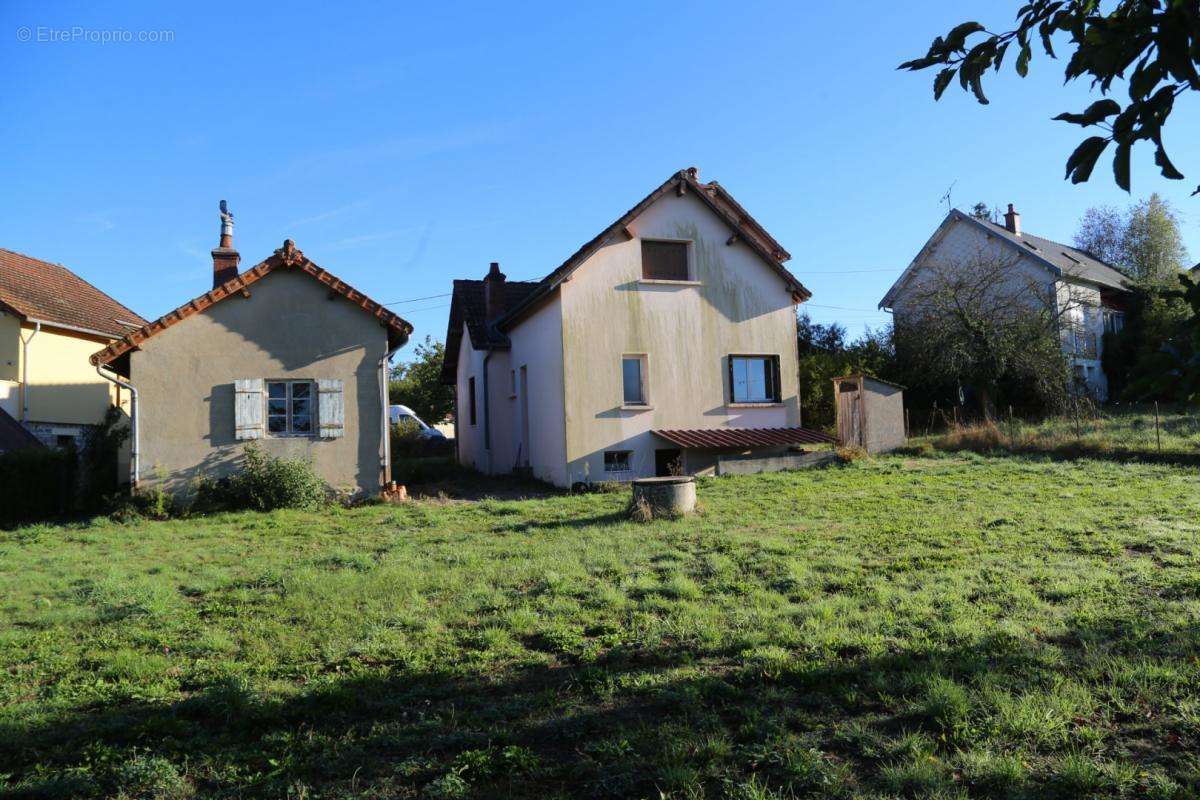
(641, 240), (689, 281)
(728, 355), (781, 403)
(266, 380), (316, 436)
(468, 376), (477, 425)
(604, 450), (632, 472)
(622, 355), (647, 405)
(1103, 309), (1125, 334)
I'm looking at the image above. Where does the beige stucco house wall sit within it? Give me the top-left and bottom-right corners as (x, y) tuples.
(449, 170), (808, 487)
(559, 191), (801, 484)
(128, 269), (392, 497)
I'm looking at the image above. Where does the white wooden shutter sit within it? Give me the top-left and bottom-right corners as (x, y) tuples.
(234, 379), (264, 440)
(318, 378), (344, 438)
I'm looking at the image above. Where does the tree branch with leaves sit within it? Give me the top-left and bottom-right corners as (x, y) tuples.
(900, 1), (1200, 193)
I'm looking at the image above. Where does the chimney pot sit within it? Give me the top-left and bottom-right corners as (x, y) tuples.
(1004, 203), (1021, 236)
(484, 261), (507, 323)
(212, 199), (240, 288)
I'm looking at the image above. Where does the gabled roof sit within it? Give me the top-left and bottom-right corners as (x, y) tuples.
(880, 209), (1130, 309)
(0, 247), (146, 339)
(90, 239), (412, 369)
(441, 278), (541, 384)
(0, 407), (44, 454)
(496, 168), (810, 330)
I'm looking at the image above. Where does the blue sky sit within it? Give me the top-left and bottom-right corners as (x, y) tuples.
(3, 1), (1197, 354)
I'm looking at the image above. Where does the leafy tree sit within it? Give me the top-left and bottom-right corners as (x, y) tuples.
(900, 2), (1200, 193)
(1112, 272), (1200, 402)
(892, 252), (1073, 418)
(388, 336), (454, 425)
(1074, 193), (1189, 282)
(1073, 205), (1128, 269)
(796, 314), (895, 430)
(969, 202), (995, 222)
(1124, 194), (1190, 283)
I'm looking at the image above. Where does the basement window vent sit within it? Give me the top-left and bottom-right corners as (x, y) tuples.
(604, 450), (632, 473)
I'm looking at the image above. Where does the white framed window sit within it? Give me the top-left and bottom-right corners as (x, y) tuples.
(622, 354), (648, 406)
(728, 355), (781, 403)
(604, 450), (632, 472)
(266, 380), (316, 436)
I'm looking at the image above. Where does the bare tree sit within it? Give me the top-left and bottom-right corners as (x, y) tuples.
(894, 251), (1078, 418)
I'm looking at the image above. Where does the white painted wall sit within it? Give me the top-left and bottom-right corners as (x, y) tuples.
(505, 296), (568, 486)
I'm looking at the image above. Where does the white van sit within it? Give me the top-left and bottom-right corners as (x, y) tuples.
(388, 405), (445, 439)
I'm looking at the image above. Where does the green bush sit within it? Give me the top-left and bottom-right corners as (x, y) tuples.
(390, 420), (452, 460)
(193, 444), (329, 513)
(0, 447), (75, 526)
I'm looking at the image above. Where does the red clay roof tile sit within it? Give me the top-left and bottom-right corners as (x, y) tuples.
(0, 248), (146, 338)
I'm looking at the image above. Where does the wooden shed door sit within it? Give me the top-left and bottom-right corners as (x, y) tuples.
(837, 381), (864, 447)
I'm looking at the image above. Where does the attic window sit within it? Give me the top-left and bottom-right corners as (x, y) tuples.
(641, 240), (690, 281)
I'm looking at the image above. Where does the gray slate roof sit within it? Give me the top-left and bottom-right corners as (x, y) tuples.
(964, 213), (1129, 291)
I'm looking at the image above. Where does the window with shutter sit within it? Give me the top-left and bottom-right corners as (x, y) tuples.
(640, 240), (690, 281)
(234, 379), (264, 440)
(317, 379), (345, 438)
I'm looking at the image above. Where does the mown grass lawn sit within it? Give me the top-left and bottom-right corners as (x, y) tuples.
(2, 454), (1200, 799)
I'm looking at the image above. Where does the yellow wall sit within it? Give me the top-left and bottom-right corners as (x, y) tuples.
(15, 321), (123, 425)
(0, 313), (19, 418)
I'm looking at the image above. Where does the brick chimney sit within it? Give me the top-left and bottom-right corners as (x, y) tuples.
(484, 261), (506, 323)
(1003, 203), (1021, 236)
(212, 199), (241, 288)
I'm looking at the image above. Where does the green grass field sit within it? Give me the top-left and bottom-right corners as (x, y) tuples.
(3, 454), (1200, 798)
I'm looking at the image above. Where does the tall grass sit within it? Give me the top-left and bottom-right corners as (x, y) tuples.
(917, 405), (1200, 463)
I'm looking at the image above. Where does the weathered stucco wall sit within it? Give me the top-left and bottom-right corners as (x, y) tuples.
(558, 191), (801, 484)
(505, 296), (567, 486)
(454, 323), (487, 471)
(131, 269), (387, 496)
(888, 220), (1055, 323)
(454, 298), (568, 487)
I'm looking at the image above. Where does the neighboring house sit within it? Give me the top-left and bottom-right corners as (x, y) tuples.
(0, 247), (145, 448)
(879, 205), (1131, 401)
(443, 167), (827, 487)
(89, 206), (412, 497)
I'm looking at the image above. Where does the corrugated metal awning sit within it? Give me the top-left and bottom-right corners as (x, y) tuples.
(652, 427), (835, 449)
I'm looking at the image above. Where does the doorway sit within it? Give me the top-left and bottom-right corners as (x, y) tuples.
(655, 448), (682, 477)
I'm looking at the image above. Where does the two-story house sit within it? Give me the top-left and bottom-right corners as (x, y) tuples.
(0, 247), (145, 448)
(443, 168), (826, 487)
(879, 205), (1130, 401)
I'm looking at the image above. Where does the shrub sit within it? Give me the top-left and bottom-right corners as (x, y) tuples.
(0, 446), (74, 526)
(390, 420), (452, 460)
(193, 444), (328, 513)
(78, 406), (130, 510)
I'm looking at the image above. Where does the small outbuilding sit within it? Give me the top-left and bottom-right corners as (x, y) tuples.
(833, 374), (905, 454)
